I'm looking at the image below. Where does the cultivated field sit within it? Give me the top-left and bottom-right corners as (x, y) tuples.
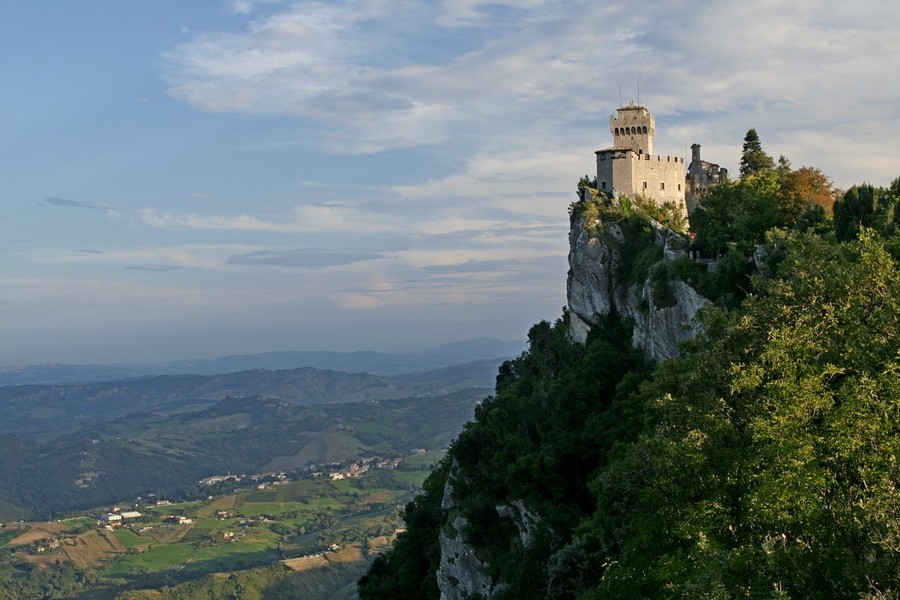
(63, 529), (125, 569)
(9, 521), (70, 545)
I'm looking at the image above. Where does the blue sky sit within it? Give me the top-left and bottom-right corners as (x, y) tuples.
(2, 0), (899, 365)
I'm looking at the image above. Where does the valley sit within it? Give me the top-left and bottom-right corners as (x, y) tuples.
(0, 450), (442, 598)
(0, 361), (497, 520)
(0, 354), (501, 598)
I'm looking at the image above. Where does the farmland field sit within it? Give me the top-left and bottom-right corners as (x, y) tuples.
(9, 522), (70, 546)
(63, 530), (125, 569)
(104, 542), (195, 577)
(0, 452), (438, 598)
(113, 528), (149, 549)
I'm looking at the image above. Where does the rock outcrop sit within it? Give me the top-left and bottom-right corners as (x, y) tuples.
(437, 463), (498, 600)
(437, 464), (543, 599)
(567, 205), (709, 363)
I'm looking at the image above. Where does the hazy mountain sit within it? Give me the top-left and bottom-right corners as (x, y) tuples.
(0, 338), (525, 386)
(0, 360), (503, 441)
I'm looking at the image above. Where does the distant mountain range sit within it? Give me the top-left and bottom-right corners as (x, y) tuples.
(0, 337), (525, 386)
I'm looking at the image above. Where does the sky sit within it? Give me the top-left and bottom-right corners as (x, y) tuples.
(2, 0), (899, 366)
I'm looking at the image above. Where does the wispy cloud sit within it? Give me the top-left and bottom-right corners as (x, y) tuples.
(227, 0), (282, 15)
(122, 265), (184, 272)
(227, 248), (389, 269)
(43, 197), (116, 210)
(140, 208), (301, 233)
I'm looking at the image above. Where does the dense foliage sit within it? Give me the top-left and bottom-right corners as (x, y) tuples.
(585, 229), (899, 598)
(360, 141), (900, 598)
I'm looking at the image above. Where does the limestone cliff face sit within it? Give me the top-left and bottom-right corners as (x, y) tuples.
(436, 463), (540, 600)
(436, 465), (495, 600)
(433, 206), (708, 599)
(567, 212), (709, 363)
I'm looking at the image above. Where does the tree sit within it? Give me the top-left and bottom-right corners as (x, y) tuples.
(739, 128), (775, 177)
(689, 170), (782, 253)
(833, 184), (878, 241)
(777, 165), (837, 218)
(584, 230), (900, 599)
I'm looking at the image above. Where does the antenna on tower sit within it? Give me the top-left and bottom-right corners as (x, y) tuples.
(637, 73), (642, 106)
(618, 84), (622, 108)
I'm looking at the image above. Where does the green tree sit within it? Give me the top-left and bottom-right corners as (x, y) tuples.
(584, 230), (900, 599)
(739, 128), (775, 177)
(833, 182), (899, 242)
(689, 170), (782, 252)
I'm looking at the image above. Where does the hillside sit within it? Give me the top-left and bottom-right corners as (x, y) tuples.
(358, 171), (900, 599)
(0, 362), (500, 520)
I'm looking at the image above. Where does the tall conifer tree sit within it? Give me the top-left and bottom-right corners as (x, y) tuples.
(739, 128), (775, 177)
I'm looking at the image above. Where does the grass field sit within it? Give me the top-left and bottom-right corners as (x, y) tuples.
(112, 528), (149, 549)
(181, 522), (217, 542)
(283, 553), (328, 571)
(235, 502), (303, 518)
(188, 534), (280, 573)
(392, 469), (431, 486)
(104, 542), (195, 578)
(402, 449), (445, 468)
(142, 523), (193, 544)
(194, 495), (237, 519)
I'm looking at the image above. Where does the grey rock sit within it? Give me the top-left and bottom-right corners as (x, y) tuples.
(567, 214), (709, 363)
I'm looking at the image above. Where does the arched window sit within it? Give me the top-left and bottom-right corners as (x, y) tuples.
(614, 128), (619, 136)
(642, 126), (648, 134)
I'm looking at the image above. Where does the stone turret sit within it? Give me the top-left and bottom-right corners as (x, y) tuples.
(685, 143), (728, 214)
(610, 104), (655, 156)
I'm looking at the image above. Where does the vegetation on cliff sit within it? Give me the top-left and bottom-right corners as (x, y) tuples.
(359, 134), (900, 599)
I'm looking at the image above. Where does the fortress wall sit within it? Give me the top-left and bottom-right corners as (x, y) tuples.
(629, 155), (686, 207)
(597, 149), (686, 214)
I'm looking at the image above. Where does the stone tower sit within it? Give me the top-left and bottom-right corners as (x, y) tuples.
(610, 104), (655, 156)
(596, 103), (685, 213)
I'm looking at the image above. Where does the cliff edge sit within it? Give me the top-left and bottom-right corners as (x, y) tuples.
(566, 193), (709, 362)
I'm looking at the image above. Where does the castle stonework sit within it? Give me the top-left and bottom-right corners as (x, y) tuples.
(595, 104), (726, 216)
(686, 143), (727, 214)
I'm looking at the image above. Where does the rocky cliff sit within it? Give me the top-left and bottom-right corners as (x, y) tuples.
(430, 200), (709, 600)
(566, 198), (709, 363)
(436, 462), (544, 599)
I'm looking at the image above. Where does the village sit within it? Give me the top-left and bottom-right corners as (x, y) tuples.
(1, 447), (436, 578)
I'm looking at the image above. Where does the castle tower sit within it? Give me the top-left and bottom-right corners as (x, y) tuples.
(610, 104), (655, 156)
(596, 102), (684, 217)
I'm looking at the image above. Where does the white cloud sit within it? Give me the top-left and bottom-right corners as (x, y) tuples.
(163, 0), (900, 187)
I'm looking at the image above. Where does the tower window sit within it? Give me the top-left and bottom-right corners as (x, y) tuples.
(678, 183), (682, 191)
(642, 181), (648, 190)
(601, 181), (607, 189)
(660, 182), (665, 191)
